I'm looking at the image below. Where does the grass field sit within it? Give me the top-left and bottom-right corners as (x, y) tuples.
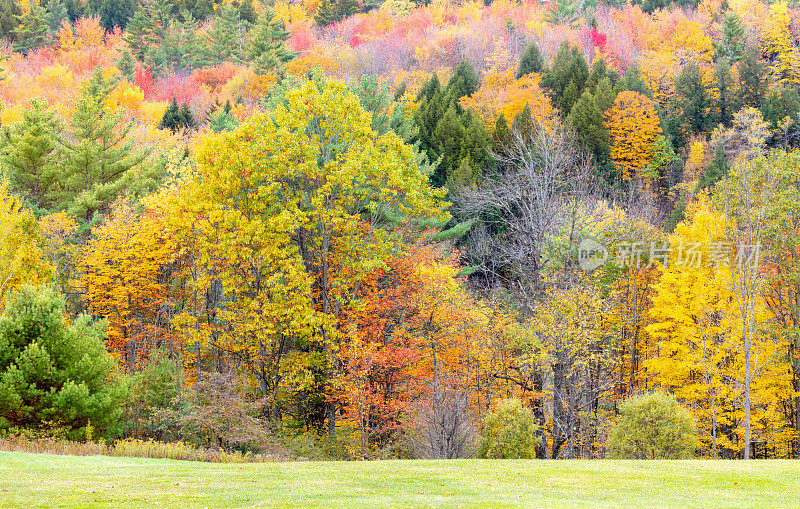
(1, 452), (799, 508)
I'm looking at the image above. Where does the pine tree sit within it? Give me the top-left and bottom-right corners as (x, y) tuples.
(249, 6), (296, 75)
(117, 49), (134, 77)
(715, 12), (745, 62)
(516, 41), (544, 78)
(739, 46), (769, 108)
(541, 41), (589, 115)
(713, 58), (740, 129)
(315, 0), (340, 27)
(446, 60), (480, 100)
(1, 100), (62, 212)
(58, 70), (158, 222)
(0, 0), (21, 41)
(97, 0), (136, 31)
(13, 6), (49, 55)
(567, 90), (609, 159)
(594, 76), (615, 112)
(43, 0), (68, 33)
(124, 8), (152, 60)
(673, 61), (711, 138)
(194, 6), (248, 67)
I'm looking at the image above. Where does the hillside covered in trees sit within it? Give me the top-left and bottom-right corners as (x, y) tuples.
(1, 0), (799, 461)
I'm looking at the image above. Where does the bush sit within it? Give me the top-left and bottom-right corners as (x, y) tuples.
(0, 286), (125, 440)
(607, 391), (697, 459)
(478, 398), (538, 459)
(124, 349), (181, 441)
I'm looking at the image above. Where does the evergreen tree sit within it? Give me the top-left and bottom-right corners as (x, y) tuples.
(613, 64), (651, 97)
(64, 0), (85, 21)
(715, 12), (745, 62)
(673, 61), (712, 138)
(712, 58), (740, 128)
(446, 60), (480, 100)
(58, 70), (159, 222)
(117, 49), (134, 77)
(1, 100), (62, 212)
(739, 46), (769, 108)
(123, 8), (153, 60)
(249, 6), (296, 75)
(561, 80), (579, 114)
(207, 101), (239, 133)
(760, 87), (800, 130)
(0, 286), (125, 440)
(194, 6), (248, 66)
(97, 0), (135, 30)
(541, 41), (589, 115)
(594, 76), (615, 112)
(43, 0), (68, 33)
(516, 41), (544, 78)
(13, 6), (49, 55)
(238, 0), (256, 23)
(567, 90), (609, 159)
(0, 0), (21, 41)
(314, 0), (358, 27)
(544, 0), (579, 26)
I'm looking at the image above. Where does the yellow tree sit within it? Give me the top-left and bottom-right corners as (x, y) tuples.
(763, 1), (799, 86)
(0, 185), (52, 306)
(82, 201), (179, 369)
(605, 91), (662, 180)
(176, 80), (448, 432)
(645, 198), (791, 458)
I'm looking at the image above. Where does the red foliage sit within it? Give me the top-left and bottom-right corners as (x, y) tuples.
(288, 23), (317, 52)
(153, 74), (200, 104)
(191, 63), (238, 93)
(134, 63), (154, 98)
(582, 27), (607, 51)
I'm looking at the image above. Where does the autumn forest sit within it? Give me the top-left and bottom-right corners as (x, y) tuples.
(0, 0), (799, 463)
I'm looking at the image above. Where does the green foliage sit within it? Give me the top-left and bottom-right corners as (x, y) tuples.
(671, 61), (711, 145)
(541, 41), (589, 115)
(613, 64), (650, 98)
(594, 76), (615, 112)
(59, 69), (161, 222)
(96, 0), (136, 30)
(158, 98), (197, 132)
(713, 58), (740, 128)
(207, 101), (240, 133)
(43, 0), (68, 33)
(0, 286), (125, 440)
(0, 100), (62, 212)
(760, 86), (800, 130)
(516, 41), (544, 78)
(12, 5), (49, 55)
(314, 0), (359, 27)
(117, 49), (135, 77)
(126, 350), (181, 441)
(567, 90), (609, 159)
(697, 142), (729, 191)
(544, 0), (579, 26)
(478, 398), (538, 459)
(607, 391), (697, 459)
(193, 6), (249, 67)
(249, 6), (296, 75)
(715, 12), (745, 62)
(739, 46), (769, 108)
(0, 0), (22, 41)
(412, 70), (489, 188)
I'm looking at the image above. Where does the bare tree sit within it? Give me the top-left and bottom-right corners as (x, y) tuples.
(409, 378), (478, 459)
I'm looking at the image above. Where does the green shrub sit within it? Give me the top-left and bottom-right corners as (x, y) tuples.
(478, 398), (538, 459)
(607, 391), (697, 459)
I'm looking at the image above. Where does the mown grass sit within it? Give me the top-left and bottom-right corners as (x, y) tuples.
(1, 452), (799, 508)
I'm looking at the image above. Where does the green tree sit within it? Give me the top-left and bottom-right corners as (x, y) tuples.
(713, 58), (740, 128)
(739, 46), (769, 108)
(58, 70), (159, 222)
(193, 6), (248, 67)
(0, 0), (21, 41)
(715, 12), (746, 62)
(541, 41), (589, 115)
(567, 89), (609, 159)
(672, 61), (712, 142)
(0, 285), (125, 440)
(249, 6), (296, 75)
(446, 60), (480, 100)
(760, 86), (800, 130)
(117, 49), (134, 77)
(607, 391), (697, 459)
(43, 0), (68, 33)
(478, 398), (539, 459)
(1, 100), (62, 213)
(97, 0), (135, 30)
(516, 41), (544, 78)
(13, 5), (49, 55)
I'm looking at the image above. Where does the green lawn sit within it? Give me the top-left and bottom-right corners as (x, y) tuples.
(1, 452), (799, 508)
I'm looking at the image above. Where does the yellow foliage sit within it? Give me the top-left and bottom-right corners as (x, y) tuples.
(139, 101), (169, 127)
(763, 1), (799, 85)
(0, 105), (23, 125)
(605, 91), (662, 180)
(107, 80), (145, 114)
(274, 1), (308, 25)
(460, 69), (556, 131)
(36, 64), (74, 89)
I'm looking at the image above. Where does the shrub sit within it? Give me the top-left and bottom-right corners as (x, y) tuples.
(478, 398), (538, 459)
(607, 391), (697, 459)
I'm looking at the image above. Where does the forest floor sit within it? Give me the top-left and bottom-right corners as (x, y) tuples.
(1, 451), (799, 508)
